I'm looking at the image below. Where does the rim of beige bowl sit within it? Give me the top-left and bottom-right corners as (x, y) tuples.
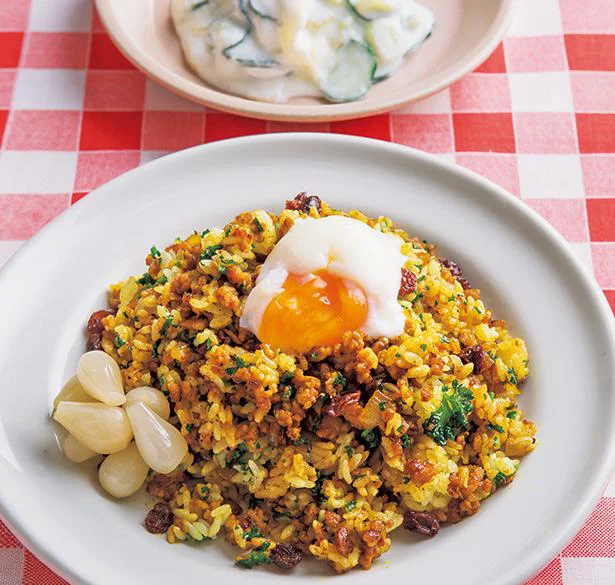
(94, 0), (514, 122)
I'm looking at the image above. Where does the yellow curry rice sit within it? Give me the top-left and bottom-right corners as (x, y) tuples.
(94, 196), (537, 573)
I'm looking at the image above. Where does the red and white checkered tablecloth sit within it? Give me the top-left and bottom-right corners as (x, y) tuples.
(0, 0), (614, 583)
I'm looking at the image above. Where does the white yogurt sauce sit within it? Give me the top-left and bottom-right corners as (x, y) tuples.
(172, 0), (435, 103)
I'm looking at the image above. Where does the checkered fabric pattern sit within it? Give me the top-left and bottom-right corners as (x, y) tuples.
(0, 0), (613, 583)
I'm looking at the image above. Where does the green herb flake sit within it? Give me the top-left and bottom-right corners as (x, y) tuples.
(494, 471), (507, 487)
(137, 273), (155, 286)
(357, 428), (381, 451)
(254, 217), (264, 232)
(229, 443), (249, 467)
(185, 423), (194, 433)
(448, 295), (456, 302)
(203, 338), (212, 352)
(396, 424), (404, 433)
(378, 401), (386, 411)
(152, 339), (162, 358)
(474, 306), (482, 314)
(487, 423), (505, 433)
(423, 380), (474, 446)
(506, 411), (517, 420)
(345, 446), (354, 457)
(160, 315), (173, 335)
(226, 355), (249, 376)
(508, 368), (519, 385)
(488, 391), (495, 400)
(200, 229), (210, 237)
(420, 343), (427, 351)
(333, 372), (346, 388)
(243, 525), (263, 541)
(417, 275), (426, 283)
(150, 246), (161, 259)
(236, 550), (272, 569)
(199, 485), (209, 499)
(114, 335), (126, 349)
(400, 434), (411, 449)
(440, 335), (450, 343)
(200, 244), (223, 262)
(345, 500), (357, 512)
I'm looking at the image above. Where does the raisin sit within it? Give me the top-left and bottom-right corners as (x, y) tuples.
(398, 268), (417, 297)
(404, 459), (436, 486)
(285, 192), (322, 213)
(459, 344), (491, 374)
(335, 527), (353, 555)
(402, 510), (440, 537)
(439, 258), (471, 289)
(86, 333), (103, 351)
(87, 309), (113, 334)
(270, 543), (303, 570)
(324, 391), (361, 417)
(144, 502), (174, 534)
(86, 309), (113, 351)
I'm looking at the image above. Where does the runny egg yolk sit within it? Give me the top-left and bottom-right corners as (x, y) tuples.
(257, 270), (368, 353)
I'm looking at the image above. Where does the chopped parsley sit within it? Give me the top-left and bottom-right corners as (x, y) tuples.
(236, 548), (272, 569)
(413, 292), (424, 303)
(114, 335), (126, 348)
(474, 306), (482, 314)
(280, 371), (294, 385)
(440, 335), (450, 343)
(200, 229), (210, 237)
(345, 500), (357, 512)
(152, 339), (162, 358)
(448, 295), (456, 302)
(224, 225), (233, 237)
(137, 272), (155, 286)
(423, 380), (474, 446)
(229, 443), (249, 466)
(199, 485), (209, 499)
(417, 275), (426, 283)
(203, 338), (212, 352)
(150, 246), (161, 259)
(487, 423), (504, 433)
(420, 343), (427, 351)
(243, 525), (263, 541)
(488, 391), (495, 400)
(357, 428), (381, 451)
(254, 217), (264, 232)
(396, 424), (404, 433)
(506, 411), (517, 420)
(400, 434), (411, 448)
(226, 355), (249, 376)
(280, 371), (295, 399)
(508, 368), (518, 385)
(345, 446), (354, 457)
(333, 372), (346, 388)
(160, 315), (173, 335)
(494, 471), (507, 487)
(200, 244), (223, 262)
(292, 437), (308, 447)
(378, 401), (386, 411)
(185, 423), (194, 433)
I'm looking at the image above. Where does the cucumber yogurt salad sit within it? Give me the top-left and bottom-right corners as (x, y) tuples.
(171, 0), (435, 103)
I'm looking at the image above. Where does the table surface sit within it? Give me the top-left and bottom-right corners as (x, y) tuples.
(0, 0), (614, 583)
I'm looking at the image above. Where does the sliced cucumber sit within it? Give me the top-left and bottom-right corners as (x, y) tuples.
(223, 31), (278, 68)
(346, 0), (400, 20)
(191, 0), (209, 10)
(320, 41), (377, 103)
(249, 0), (279, 21)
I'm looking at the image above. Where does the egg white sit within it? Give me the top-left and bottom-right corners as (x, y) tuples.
(240, 215), (406, 341)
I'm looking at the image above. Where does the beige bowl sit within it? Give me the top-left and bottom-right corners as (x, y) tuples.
(96, 0), (513, 122)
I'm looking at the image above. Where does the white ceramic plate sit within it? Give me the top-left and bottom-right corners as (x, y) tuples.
(95, 0), (513, 122)
(0, 135), (613, 585)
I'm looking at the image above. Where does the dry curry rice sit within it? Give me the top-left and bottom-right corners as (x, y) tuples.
(91, 194), (537, 573)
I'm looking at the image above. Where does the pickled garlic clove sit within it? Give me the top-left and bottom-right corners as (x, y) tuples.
(126, 402), (187, 474)
(124, 387), (171, 421)
(98, 442), (149, 499)
(77, 350), (126, 406)
(53, 402), (133, 454)
(63, 433), (99, 463)
(53, 375), (95, 413)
